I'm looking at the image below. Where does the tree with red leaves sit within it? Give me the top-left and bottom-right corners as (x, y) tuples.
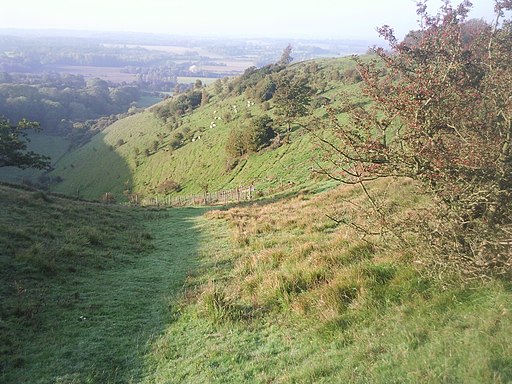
(322, 1), (512, 272)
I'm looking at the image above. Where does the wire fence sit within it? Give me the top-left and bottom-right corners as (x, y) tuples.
(134, 185), (256, 207)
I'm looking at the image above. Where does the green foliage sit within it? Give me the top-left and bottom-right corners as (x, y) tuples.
(245, 115), (276, 151)
(225, 115), (275, 162)
(247, 76), (277, 102)
(273, 72), (313, 131)
(0, 78), (141, 135)
(0, 119), (50, 169)
(153, 90), (203, 120)
(227, 64), (283, 98)
(225, 127), (247, 159)
(342, 67), (362, 84)
(168, 131), (183, 149)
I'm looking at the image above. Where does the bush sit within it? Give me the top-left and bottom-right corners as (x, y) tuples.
(325, 2), (512, 275)
(101, 192), (116, 204)
(157, 179), (182, 194)
(225, 115), (276, 160)
(169, 131), (184, 149)
(342, 68), (362, 84)
(245, 115), (275, 152)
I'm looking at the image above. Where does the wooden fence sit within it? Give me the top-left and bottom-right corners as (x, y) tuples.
(139, 185), (256, 207)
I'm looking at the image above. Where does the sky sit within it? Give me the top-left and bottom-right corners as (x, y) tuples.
(2, 0), (497, 40)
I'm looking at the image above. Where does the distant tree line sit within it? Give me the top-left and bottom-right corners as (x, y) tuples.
(0, 73), (140, 135)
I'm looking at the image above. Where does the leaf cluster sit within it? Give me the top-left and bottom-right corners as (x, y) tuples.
(321, 1), (512, 274)
(0, 118), (50, 170)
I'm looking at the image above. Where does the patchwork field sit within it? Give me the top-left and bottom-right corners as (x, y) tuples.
(53, 66), (139, 83)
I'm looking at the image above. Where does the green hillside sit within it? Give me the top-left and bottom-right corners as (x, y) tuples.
(1, 182), (510, 383)
(0, 133), (69, 186)
(3, 3), (511, 382)
(49, 58), (359, 200)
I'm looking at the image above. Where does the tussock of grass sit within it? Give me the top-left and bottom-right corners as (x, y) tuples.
(201, 178), (425, 322)
(143, 178), (512, 383)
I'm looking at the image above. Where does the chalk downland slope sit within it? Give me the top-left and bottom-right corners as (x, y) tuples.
(49, 58), (360, 200)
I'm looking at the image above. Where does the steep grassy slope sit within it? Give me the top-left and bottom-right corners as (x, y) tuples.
(0, 133), (69, 185)
(48, 113), (165, 199)
(49, 58), (359, 200)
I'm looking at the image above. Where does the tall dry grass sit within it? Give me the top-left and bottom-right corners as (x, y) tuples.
(198, 177), (432, 324)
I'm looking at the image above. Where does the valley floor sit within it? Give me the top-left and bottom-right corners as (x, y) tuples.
(1, 184), (511, 383)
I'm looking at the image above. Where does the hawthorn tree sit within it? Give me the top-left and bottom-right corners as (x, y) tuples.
(0, 118), (50, 169)
(273, 72), (313, 132)
(321, 0), (512, 272)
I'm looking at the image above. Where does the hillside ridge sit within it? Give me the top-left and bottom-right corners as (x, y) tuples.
(48, 57), (361, 201)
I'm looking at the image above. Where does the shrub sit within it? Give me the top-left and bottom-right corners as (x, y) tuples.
(157, 179), (182, 194)
(342, 68), (362, 84)
(323, 1), (512, 274)
(245, 115), (275, 152)
(225, 115), (275, 160)
(101, 192), (116, 204)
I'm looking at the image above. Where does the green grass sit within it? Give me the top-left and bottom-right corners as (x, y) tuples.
(0, 184), (206, 383)
(48, 57), (357, 201)
(139, 180), (512, 383)
(50, 112), (167, 199)
(1, 180), (511, 383)
(0, 133), (69, 185)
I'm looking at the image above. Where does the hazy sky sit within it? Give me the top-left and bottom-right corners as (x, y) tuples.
(2, 0), (496, 40)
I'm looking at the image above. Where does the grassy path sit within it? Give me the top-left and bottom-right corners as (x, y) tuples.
(8, 207), (207, 384)
(3, 187), (511, 383)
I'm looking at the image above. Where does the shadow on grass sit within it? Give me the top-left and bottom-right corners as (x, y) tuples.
(218, 180), (338, 211)
(1, 203), (207, 383)
(48, 130), (135, 201)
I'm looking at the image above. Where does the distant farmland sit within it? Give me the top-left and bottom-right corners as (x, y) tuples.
(53, 66), (138, 83)
(177, 76), (218, 85)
